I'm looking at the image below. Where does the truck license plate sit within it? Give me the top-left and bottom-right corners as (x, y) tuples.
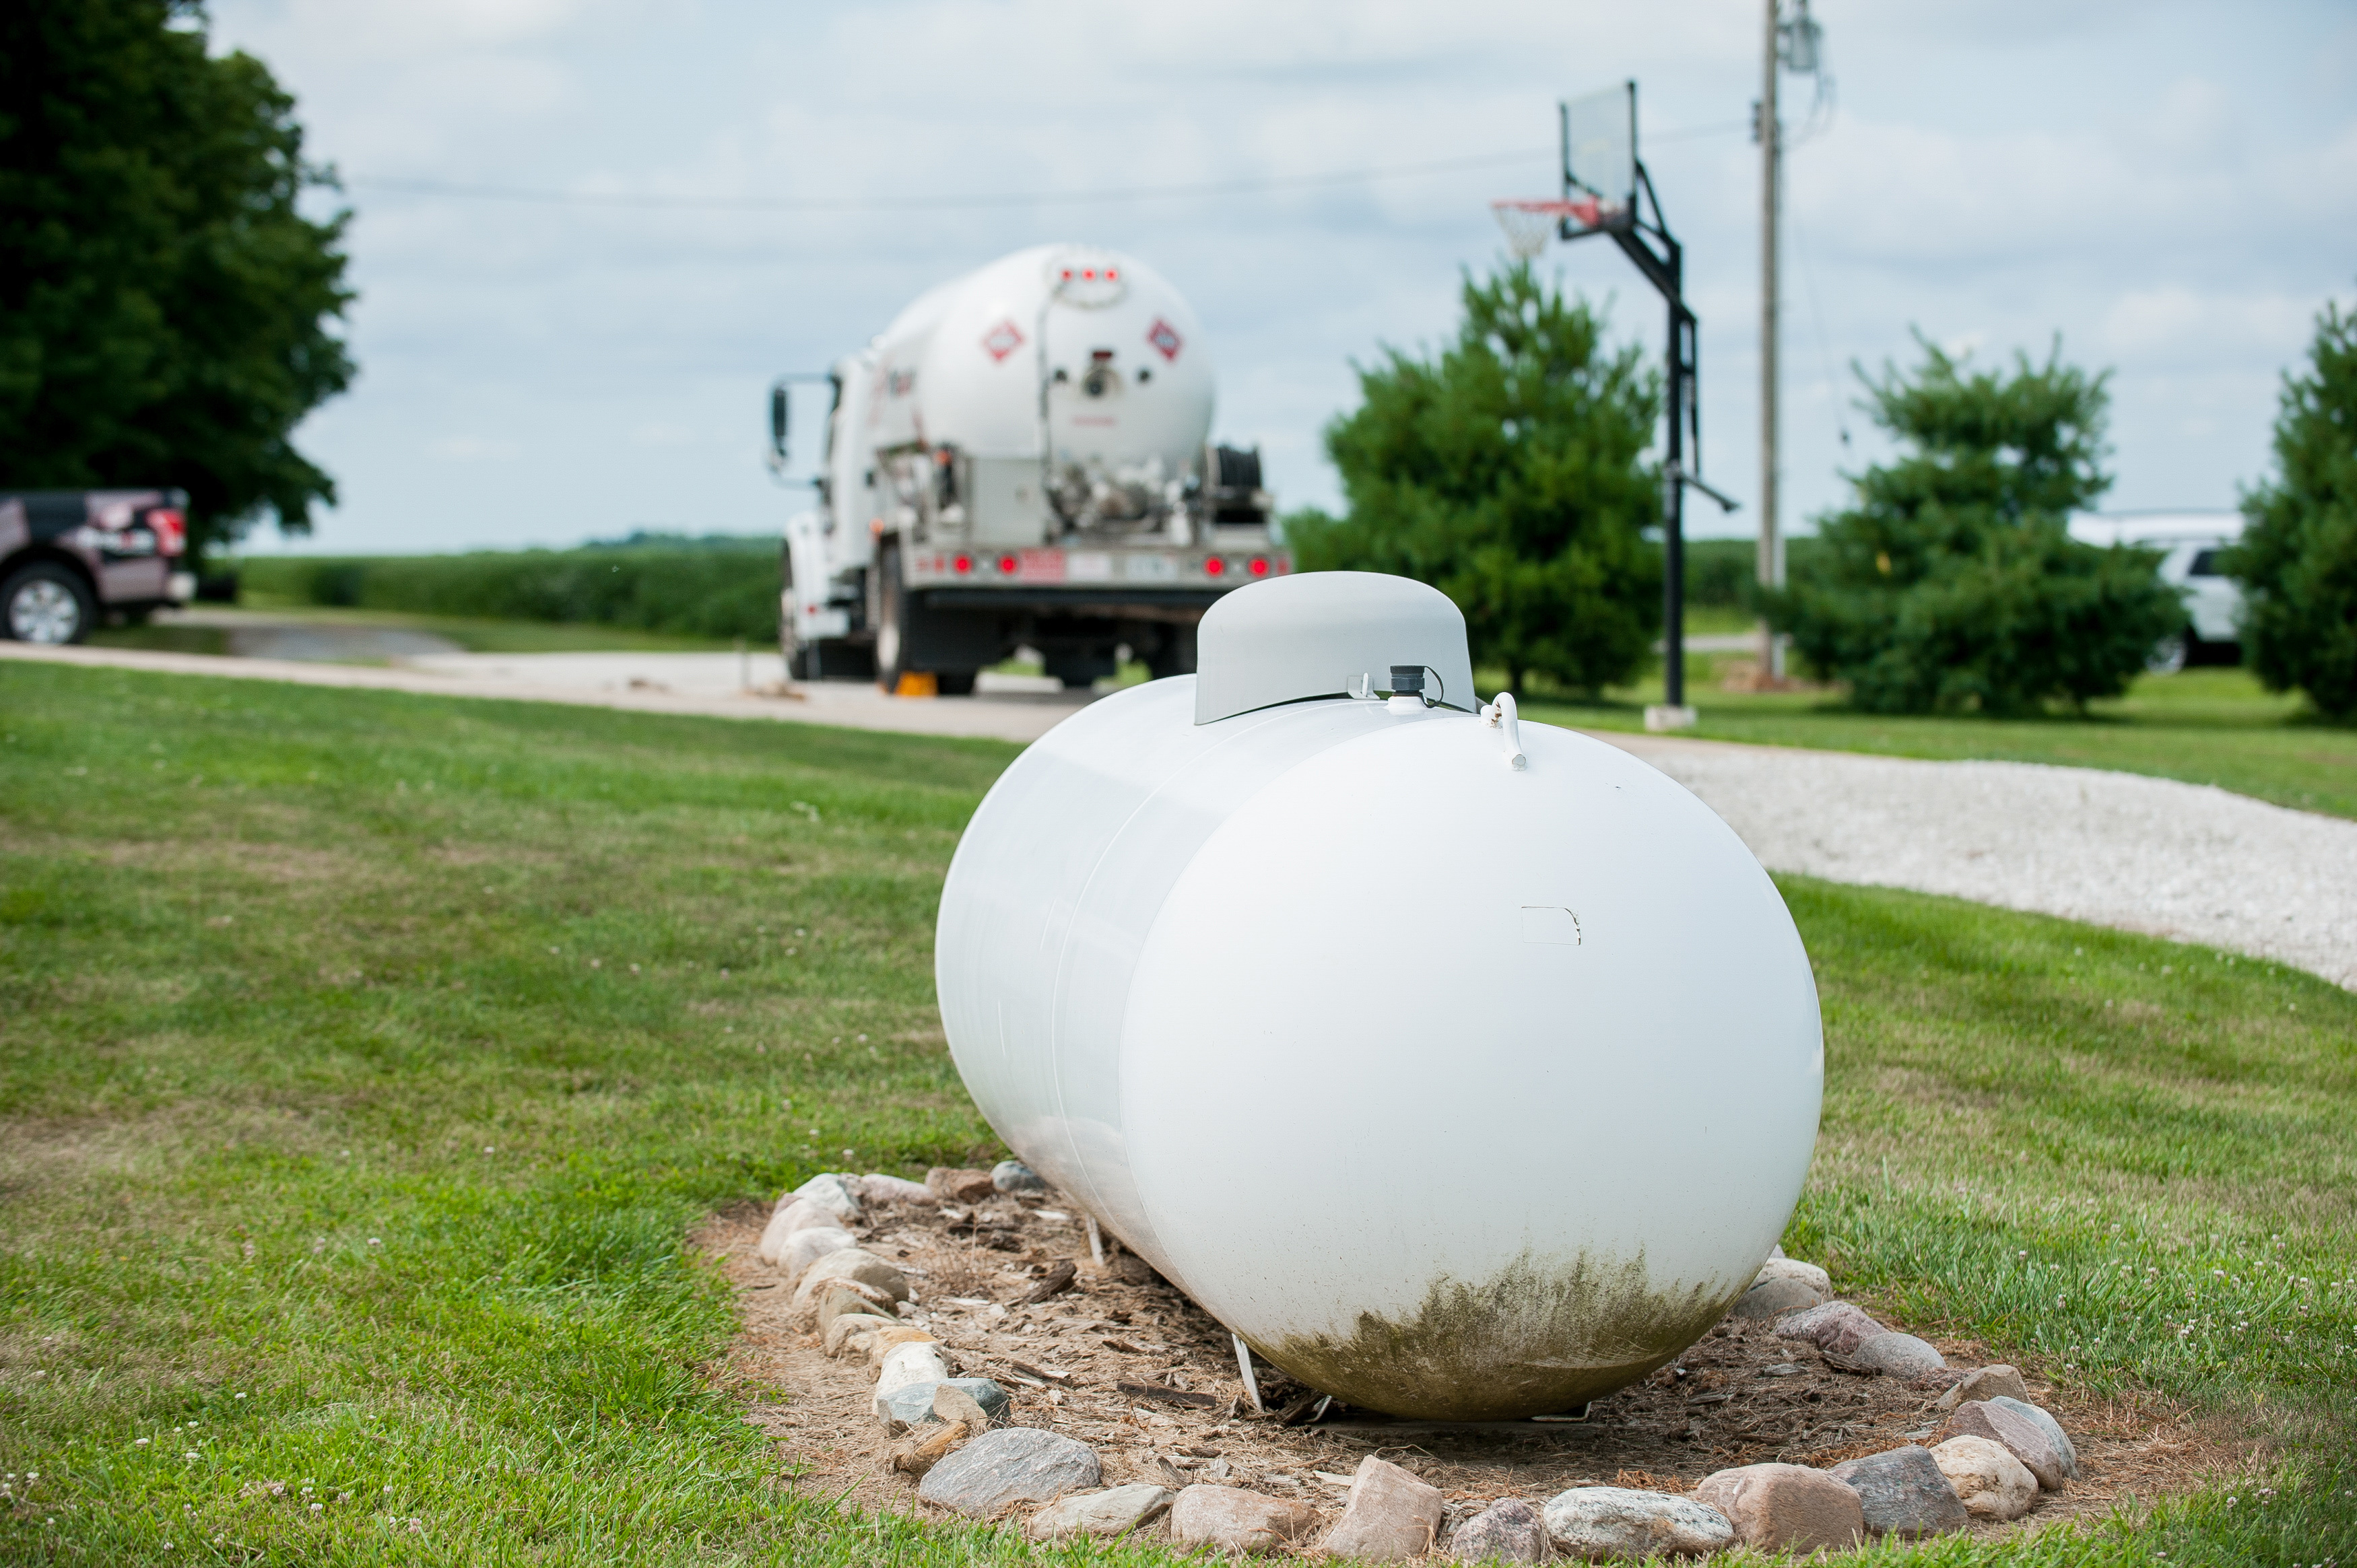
(1065, 551), (1113, 582)
(1123, 554), (1178, 583)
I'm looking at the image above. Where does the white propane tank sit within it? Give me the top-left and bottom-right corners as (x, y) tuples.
(935, 572), (1822, 1420)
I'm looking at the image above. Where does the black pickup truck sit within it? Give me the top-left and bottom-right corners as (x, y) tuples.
(0, 489), (192, 644)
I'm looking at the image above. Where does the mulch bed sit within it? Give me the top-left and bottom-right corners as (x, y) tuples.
(698, 1187), (2240, 1542)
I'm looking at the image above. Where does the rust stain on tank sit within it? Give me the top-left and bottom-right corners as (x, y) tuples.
(1256, 1251), (1740, 1421)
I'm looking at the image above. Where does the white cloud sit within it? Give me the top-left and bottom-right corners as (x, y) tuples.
(209, 0), (2357, 550)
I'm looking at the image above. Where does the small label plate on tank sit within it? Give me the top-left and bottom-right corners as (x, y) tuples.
(1520, 906), (1582, 945)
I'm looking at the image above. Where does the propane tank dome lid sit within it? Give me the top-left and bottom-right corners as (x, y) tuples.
(1193, 571), (1476, 724)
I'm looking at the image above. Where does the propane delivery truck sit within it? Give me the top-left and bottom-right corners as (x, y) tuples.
(766, 244), (1286, 691)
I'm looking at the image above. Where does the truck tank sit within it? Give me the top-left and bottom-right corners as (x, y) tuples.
(865, 244), (1217, 528)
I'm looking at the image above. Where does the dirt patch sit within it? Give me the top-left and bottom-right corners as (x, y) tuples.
(695, 1192), (2244, 1546)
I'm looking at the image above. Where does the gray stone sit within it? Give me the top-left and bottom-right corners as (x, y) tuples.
(757, 1197), (832, 1265)
(1951, 1398), (2078, 1490)
(1773, 1299), (1888, 1356)
(932, 1382), (992, 1433)
(917, 1427), (1101, 1517)
(1849, 1332), (1947, 1377)
(1826, 1446), (1970, 1538)
(1027, 1483), (1174, 1541)
(1169, 1485), (1321, 1554)
(992, 1159), (1048, 1194)
(1693, 1463), (1864, 1554)
(1931, 1436), (2036, 1521)
(876, 1377), (1013, 1437)
(926, 1166), (998, 1204)
(873, 1341), (951, 1417)
(854, 1172), (935, 1206)
(778, 1226), (856, 1285)
(1990, 1396), (2078, 1478)
(1321, 1456), (1445, 1561)
(822, 1309), (894, 1357)
(1934, 1364), (2030, 1411)
(1449, 1498), (1548, 1563)
(1541, 1487), (1735, 1561)
(791, 1248), (910, 1312)
(1763, 1254), (1829, 1292)
(792, 1172), (863, 1223)
(813, 1278), (897, 1338)
(1731, 1275), (1828, 1318)
(1752, 1256), (1833, 1295)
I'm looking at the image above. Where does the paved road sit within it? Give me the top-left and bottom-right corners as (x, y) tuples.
(9, 639), (2352, 988)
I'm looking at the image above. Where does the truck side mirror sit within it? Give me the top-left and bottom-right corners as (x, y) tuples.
(768, 382), (791, 466)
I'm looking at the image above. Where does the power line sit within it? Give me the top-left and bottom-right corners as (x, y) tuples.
(341, 121), (1750, 214)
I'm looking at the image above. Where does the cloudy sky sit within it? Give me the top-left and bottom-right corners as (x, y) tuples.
(209, 0), (2356, 556)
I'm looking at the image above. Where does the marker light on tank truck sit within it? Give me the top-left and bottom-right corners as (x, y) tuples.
(935, 572), (1823, 1421)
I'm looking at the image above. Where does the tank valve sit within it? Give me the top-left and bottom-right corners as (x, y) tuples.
(1386, 664), (1430, 715)
(1481, 692), (1527, 770)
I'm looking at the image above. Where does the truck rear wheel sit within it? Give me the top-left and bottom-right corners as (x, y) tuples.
(3, 561), (96, 645)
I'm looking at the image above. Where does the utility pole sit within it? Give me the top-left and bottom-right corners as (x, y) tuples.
(1758, 0), (1781, 683)
(1758, 0), (1823, 686)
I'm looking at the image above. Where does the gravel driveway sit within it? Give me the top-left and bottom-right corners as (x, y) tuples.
(1612, 732), (2357, 990)
(9, 640), (2352, 988)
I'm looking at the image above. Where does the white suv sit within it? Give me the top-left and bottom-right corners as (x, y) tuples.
(2068, 511), (2243, 673)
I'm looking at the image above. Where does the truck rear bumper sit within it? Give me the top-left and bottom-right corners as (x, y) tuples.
(917, 586), (1230, 615)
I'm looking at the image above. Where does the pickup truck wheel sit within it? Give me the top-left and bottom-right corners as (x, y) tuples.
(3, 562), (96, 645)
(935, 671), (976, 696)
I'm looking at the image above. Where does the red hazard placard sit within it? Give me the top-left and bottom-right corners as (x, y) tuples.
(980, 319), (1026, 362)
(1146, 318), (1183, 362)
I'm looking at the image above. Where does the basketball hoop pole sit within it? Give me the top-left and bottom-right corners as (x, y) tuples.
(1529, 82), (1737, 719)
(1560, 160), (1727, 714)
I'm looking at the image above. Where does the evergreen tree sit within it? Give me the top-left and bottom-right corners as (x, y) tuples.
(1771, 336), (2181, 714)
(2229, 296), (2357, 720)
(0, 1), (354, 557)
(1287, 263), (1661, 695)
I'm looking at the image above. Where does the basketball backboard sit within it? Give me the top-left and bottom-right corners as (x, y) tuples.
(1561, 81), (1636, 229)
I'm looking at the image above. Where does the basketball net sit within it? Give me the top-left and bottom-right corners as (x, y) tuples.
(1490, 197), (1609, 260)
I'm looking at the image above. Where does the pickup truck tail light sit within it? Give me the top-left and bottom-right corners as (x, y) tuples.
(147, 508), (187, 557)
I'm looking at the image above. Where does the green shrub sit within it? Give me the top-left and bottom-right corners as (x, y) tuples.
(2230, 296), (2357, 721)
(1680, 535), (1828, 611)
(1770, 336), (2183, 714)
(1290, 263), (1661, 695)
(238, 539), (780, 640)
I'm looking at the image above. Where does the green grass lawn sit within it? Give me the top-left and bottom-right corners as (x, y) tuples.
(1518, 662), (2357, 821)
(1, 662), (2351, 1565)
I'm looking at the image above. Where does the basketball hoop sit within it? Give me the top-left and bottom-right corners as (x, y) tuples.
(1490, 197), (1609, 259)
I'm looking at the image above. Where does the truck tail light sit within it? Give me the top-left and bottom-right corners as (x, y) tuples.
(148, 508), (187, 557)
(1203, 557), (1226, 577)
(997, 554), (1019, 575)
(954, 554), (972, 574)
(1249, 557), (1269, 577)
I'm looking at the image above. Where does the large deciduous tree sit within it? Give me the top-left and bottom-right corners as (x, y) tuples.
(2229, 295), (2357, 721)
(1286, 263), (1661, 696)
(1770, 336), (2181, 714)
(0, 0), (354, 557)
